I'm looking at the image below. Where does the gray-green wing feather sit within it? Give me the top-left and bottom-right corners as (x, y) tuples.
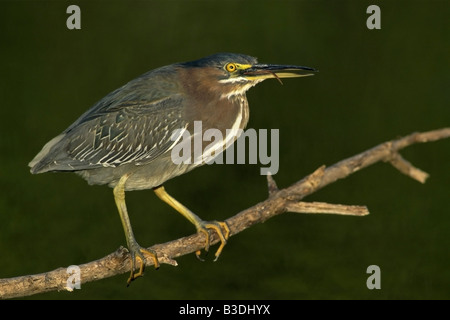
(64, 97), (186, 169)
(30, 67), (189, 173)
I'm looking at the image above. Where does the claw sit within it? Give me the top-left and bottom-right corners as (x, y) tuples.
(127, 244), (159, 286)
(195, 228), (211, 261)
(195, 250), (206, 261)
(196, 221), (230, 261)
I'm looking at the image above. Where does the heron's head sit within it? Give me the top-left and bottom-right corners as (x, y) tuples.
(180, 52), (317, 99)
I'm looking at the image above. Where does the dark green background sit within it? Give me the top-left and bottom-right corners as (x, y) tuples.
(0, 0), (449, 300)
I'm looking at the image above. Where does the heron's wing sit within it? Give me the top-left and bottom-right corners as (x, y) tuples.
(30, 94), (189, 173)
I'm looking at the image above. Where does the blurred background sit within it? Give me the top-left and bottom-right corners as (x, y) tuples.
(0, 0), (448, 299)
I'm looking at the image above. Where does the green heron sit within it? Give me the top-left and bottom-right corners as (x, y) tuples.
(29, 53), (316, 284)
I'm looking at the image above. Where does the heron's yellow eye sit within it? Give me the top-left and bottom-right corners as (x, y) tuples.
(225, 63), (237, 72)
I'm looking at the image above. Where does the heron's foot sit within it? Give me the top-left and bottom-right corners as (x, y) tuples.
(195, 220), (230, 262)
(127, 241), (159, 286)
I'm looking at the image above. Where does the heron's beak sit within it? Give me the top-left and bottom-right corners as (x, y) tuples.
(243, 64), (317, 82)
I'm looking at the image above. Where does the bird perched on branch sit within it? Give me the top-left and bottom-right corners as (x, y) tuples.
(29, 53), (316, 284)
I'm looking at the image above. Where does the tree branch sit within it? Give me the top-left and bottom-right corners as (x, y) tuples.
(285, 201), (369, 216)
(1, 128), (449, 299)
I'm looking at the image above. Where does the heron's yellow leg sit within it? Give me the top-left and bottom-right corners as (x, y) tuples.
(153, 186), (230, 261)
(114, 174), (159, 285)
